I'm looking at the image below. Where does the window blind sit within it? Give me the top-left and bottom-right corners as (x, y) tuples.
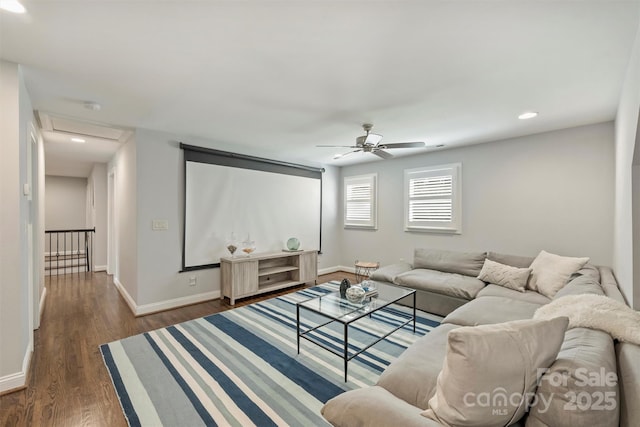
(344, 174), (377, 229)
(404, 164), (461, 233)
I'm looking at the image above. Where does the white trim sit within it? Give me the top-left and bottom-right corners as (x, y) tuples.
(39, 287), (47, 323)
(344, 173), (378, 230)
(113, 277), (220, 317)
(113, 277), (137, 314)
(318, 265), (355, 275)
(135, 291), (221, 317)
(0, 342), (32, 394)
(404, 162), (462, 233)
(93, 265), (107, 272)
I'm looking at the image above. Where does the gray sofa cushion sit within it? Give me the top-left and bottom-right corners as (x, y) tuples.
(575, 263), (601, 281)
(377, 323), (460, 410)
(487, 251), (535, 268)
(322, 386), (443, 427)
(369, 261), (412, 283)
(414, 248), (486, 277)
(394, 269), (485, 300)
(477, 284), (551, 305)
(599, 266), (627, 304)
(526, 327), (618, 427)
(553, 274), (605, 299)
(442, 296), (542, 326)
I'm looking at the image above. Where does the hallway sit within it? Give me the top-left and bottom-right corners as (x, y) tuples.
(0, 271), (352, 426)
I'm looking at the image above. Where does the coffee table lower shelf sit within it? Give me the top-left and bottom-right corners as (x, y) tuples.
(296, 288), (416, 382)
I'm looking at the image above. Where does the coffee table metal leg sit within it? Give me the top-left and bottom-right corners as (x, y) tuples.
(413, 292), (416, 333)
(344, 323), (348, 382)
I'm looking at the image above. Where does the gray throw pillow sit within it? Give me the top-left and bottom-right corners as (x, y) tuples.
(422, 317), (569, 427)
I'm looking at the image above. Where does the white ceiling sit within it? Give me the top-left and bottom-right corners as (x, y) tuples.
(1, 1), (639, 175)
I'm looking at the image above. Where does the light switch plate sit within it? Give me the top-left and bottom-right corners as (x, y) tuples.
(152, 219), (169, 231)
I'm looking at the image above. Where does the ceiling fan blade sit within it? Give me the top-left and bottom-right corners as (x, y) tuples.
(334, 149), (362, 159)
(364, 132), (383, 145)
(373, 149), (393, 159)
(380, 141), (426, 149)
(316, 145), (360, 148)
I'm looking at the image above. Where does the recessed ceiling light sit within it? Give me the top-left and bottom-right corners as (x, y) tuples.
(518, 111), (538, 120)
(71, 137), (86, 143)
(0, 0), (26, 13)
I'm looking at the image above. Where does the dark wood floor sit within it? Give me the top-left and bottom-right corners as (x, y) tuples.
(0, 270), (356, 427)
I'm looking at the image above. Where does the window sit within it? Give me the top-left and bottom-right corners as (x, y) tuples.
(404, 163), (461, 233)
(344, 173), (377, 229)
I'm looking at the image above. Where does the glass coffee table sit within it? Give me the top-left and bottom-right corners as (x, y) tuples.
(296, 282), (416, 382)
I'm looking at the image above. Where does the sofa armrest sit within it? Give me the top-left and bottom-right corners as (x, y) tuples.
(617, 341), (640, 427)
(369, 262), (413, 283)
(322, 386), (442, 427)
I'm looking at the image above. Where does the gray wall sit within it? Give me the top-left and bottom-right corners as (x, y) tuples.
(129, 128), (340, 307)
(108, 134), (138, 303)
(87, 164), (108, 270)
(614, 21), (640, 309)
(339, 122), (615, 268)
(0, 61), (32, 388)
(45, 175), (87, 230)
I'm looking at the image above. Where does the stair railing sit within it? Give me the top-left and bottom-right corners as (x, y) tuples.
(45, 228), (96, 276)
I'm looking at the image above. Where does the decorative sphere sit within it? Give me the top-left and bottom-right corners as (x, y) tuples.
(286, 237), (300, 251)
(345, 285), (366, 303)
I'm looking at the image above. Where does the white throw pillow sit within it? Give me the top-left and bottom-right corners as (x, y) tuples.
(528, 250), (589, 298)
(421, 317), (569, 427)
(477, 259), (531, 292)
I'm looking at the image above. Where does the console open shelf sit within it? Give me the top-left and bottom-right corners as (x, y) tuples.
(221, 250), (318, 305)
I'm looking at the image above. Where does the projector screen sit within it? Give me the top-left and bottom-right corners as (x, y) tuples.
(181, 144), (323, 271)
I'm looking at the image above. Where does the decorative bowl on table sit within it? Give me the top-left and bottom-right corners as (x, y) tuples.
(345, 285), (366, 304)
(360, 280), (377, 294)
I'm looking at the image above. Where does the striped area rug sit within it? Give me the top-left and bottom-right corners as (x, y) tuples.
(100, 282), (442, 426)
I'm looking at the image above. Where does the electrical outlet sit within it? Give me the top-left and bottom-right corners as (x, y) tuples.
(189, 276), (197, 287)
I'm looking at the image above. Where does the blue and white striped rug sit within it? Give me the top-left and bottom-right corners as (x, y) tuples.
(100, 282), (442, 426)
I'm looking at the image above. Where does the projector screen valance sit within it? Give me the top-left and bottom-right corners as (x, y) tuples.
(181, 143), (323, 271)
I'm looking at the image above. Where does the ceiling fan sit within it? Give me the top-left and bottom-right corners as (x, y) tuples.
(318, 123), (426, 160)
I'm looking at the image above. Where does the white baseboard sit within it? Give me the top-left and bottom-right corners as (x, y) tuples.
(318, 266), (340, 275)
(318, 265), (355, 275)
(39, 287), (47, 321)
(135, 291), (221, 316)
(113, 277), (220, 317)
(113, 277), (137, 315)
(93, 265), (107, 272)
(0, 342), (32, 394)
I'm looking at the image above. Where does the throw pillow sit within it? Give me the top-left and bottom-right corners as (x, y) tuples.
(413, 248), (487, 277)
(528, 250), (589, 298)
(421, 317), (569, 427)
(477, 259), (531, 292)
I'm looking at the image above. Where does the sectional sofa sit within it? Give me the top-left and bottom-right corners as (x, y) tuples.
(322, 249), (640, 427)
